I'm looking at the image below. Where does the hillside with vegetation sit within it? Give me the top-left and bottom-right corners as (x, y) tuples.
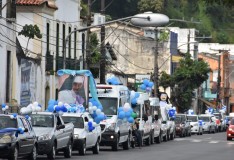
(84, 0), (234, 44)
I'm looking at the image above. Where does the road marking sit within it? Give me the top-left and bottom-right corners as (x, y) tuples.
(209, 141), (219, 144)
(227, 142), (234, 145)
(191, 139), (202, 142)
(174, 138), (186, 141)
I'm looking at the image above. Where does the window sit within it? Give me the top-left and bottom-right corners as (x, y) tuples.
(46, 23), (50, 51)
(63, 24), (66, 57)
(22, 118), (29, 130)
(56, 23), (59, 71)
(74, 28), (77, 59)
(84, 117), (89, 122)
(25, 119), (32, 131)
(68, 26), (71, 68)
(0, 0), (2, 16)
(57, 116), (62, 126)
(6, 0), (16, 19)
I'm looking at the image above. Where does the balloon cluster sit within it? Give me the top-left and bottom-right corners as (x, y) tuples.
(220, 105), (227, 113)
(88, 121), (95, 132)
(1, 104), (9, 112)
(198, 120), (203, 127)
(47, 100), (85, 114)
(140, 79), (154, 93)
(205, 107), (214, 115)
(168, 107), (176, 119)
(117, 103), (135, 123)
(188, 109), (194, 115)
(107, 76), (120, 85)
(130, 91), (140, 105)
(20, 102), (42, 115)
(10, 113), (17, 119)
(88, 99), (105, 124)
(25, 115), (31, 121)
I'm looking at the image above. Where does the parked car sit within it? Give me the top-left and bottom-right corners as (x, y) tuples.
(0, 114), (37, 160)
(227, 118), (234, 140)
(199, 114), (216, 133)
(187, 115), (203, 135)
(31, 112), (74, 159)
(175, 115), (191, 137)
(62, 112), (101, 155)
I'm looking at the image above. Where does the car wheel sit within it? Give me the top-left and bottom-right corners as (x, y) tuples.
(47, 144), (56, 160)
(227, 137), (232, 141)
(163, 133), (167, 142)
(170, 132), (174, 140)
(112, 136), (119, 151)
(64, 140), (72, 158)
(155, 133), (161, 144)
(28, 145), (37, 160)
(123, 135), (130, 150)
(150, 131), (154, 144)
(79, 141), (86, 155)
(8, 146), (18, 160)
(92, 140), (100, 154)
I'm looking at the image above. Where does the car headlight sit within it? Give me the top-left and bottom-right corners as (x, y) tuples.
(229, 128), (233, 131)
(0, 135), (12, 144)
(38, 134), (52, 141)
(74, 134), (79, 139)
(106, 123), (116, 131)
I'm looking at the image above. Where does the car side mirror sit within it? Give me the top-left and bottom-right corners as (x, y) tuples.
(24, 128), (28, 132)
(56, 124), (65, 130)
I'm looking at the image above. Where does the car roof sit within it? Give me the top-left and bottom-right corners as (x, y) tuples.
(31, 112), (55, 115)
(199, 114), (213, 117)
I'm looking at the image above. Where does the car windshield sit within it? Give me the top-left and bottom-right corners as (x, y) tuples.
(31, 115), (54, 127)
(0, 116), (17, 129)
(176, 115), (186, 122)
(230, 119), (234, 125)
(199, 116), (210, 122)
(62, 116), (84, 128)
(98, 97), (118, 115)
(175, 117), (182, 124)
(187, 116), (197, 122)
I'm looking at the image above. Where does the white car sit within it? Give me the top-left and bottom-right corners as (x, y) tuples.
(187, 115), (203, 135)
(199, 114), (216, 133)
(62, 112), (101, 155)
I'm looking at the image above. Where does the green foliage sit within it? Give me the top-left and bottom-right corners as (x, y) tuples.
(159, 53), (210, 112)
(159, 71), (171, 91)
(80, 0), (88, 17)
(18, 24), (42, 39)
(138, 0), (164, 12)
(159, 29), (170, 42)
(90, 32), (101, 63)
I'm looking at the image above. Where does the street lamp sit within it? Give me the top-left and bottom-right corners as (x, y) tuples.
(131, 12), (169, 98)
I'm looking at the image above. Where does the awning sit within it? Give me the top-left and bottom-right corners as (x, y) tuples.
(198, 97), (216, 108)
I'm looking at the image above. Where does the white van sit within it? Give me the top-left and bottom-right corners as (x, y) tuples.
(199, 114), (216, 133)
(95, 84), (131, 151)
(132, 93), (152, 146)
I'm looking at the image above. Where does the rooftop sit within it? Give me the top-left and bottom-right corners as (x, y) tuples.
(16, 0), (58, 9)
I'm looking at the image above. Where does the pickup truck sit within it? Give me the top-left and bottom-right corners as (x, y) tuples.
(62, 112), (101, 155)
(31, 112), (74, 159)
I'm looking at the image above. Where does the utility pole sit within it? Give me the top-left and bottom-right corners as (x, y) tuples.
(85, 0), (92, 69)
(100, 0), (106, 84)
(154, 28), (159, 97)
(216, 51), (221, 110)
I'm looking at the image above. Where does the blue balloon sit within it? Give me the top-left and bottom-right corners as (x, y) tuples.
(97, 114), (105, 121)
(48, 105), (54, 112)
(148, 82), (154, 87)
(57, 70), (64, 76)
(48, 99), (56, 105)
(125, 111), (132, 118)
(134, 92), (140, 98)
(61, 106), (67, 112)
(131, 98), (137, 105)
(94, 117), (101, 124)
(118, 107), (124, 112)
(128, 117), (134, 123)
(55, 106), (61, 112)
(118, 111), (125, 119)
(140, 84), (146, 90)
(1, 104), (6, 108)
(143, 79), (149, 86)
(128, 108), (133, 113)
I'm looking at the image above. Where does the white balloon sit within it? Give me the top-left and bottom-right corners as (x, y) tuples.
(27, 104), (33, 109)
(58, 101), (63, 107)
(89, 110), (94, 114)
(130, 90), (136, 99)
(33, 102), (39, 107)
(89, 106), (93, 111)
(137, 99), (144, 105)
(5, 105), (9, 110)
(89, 119), (94, 123)
(20, 107), (31, 114)
(53, 105), (58, 110)
(93, 122), (98, 127)
(89, 102), (93, 107)
(92, 106), (97, 111)
(36, 106), (42, 112)
(123, 103), (131, 112)
(2, 108), (6, 111)
(32, 106), (37, 112)
(96, 109), (102, 115)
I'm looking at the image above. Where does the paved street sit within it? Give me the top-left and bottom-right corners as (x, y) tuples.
(36, 132), (233, 160)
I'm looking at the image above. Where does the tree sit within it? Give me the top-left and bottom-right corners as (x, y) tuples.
(18, 24), (42, 53)
(159, 71), (171, 91)
(159, 53), (210, 112)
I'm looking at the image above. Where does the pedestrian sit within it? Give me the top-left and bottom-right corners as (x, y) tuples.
(132, 116), (142, 148)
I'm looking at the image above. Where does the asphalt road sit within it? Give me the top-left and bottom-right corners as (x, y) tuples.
(36, 132), (233, 160)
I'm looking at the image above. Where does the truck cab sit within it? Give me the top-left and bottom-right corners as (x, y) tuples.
(95, 84), (132, 151)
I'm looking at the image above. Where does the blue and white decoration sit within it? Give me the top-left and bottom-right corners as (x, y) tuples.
(188, 109), (194, 115)
(205, 107), (214, 115)
(198, 120), (203, 127)
(0, 127), (25, 137)
(88, 99), (106, 124)
(140, 79), (154, 93)
(117, 103), (134, 123)
(107, 76), (120, 85)
(219, 105), (227, 113)
(1, 104), (9, 112)
(130, 91), (140, 105)
(10, 113), (17, 119)
(20, 102), (42, 115)
(168, 107), (176, 119)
